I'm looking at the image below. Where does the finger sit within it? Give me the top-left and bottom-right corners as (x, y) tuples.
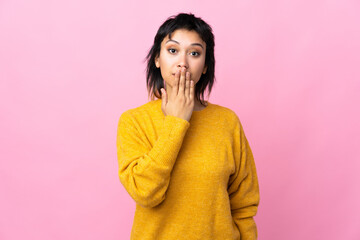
(178, 67), (186, 96)
(172, 69), (180, 97)
(189, 80), (194, 101)
(185, 71), (190, 98)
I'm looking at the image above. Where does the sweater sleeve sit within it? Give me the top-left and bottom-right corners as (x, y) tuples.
(228, 116), (260, 239)
(116, 111), (190, 208)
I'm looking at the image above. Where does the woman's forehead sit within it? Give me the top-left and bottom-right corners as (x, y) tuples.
(162, 29), (205, 47)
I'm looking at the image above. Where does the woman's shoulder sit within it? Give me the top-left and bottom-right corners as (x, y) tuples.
(209, 102), (240, 121)
(119, 99), (162, 121)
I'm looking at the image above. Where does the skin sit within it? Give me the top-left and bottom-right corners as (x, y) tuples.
(155, 29), (208, 116)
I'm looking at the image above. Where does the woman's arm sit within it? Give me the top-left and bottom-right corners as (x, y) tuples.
(116, 111), (190, 208)
(228, 117), (260, 239)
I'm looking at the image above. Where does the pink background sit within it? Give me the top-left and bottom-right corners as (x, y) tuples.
(1, 0), (359, 239)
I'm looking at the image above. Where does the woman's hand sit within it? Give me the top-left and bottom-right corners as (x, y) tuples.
(161, 67), (195, 122)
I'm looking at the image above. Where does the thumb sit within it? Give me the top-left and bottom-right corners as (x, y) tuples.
(161, 88), (167, 103)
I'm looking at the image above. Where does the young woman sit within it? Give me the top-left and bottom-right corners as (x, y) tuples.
(116, 13), (260, 240)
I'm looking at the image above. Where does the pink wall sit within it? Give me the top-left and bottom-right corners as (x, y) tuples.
(1, 0), (359, 239)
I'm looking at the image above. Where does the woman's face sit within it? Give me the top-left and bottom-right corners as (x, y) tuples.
(155, 29), (207, 88)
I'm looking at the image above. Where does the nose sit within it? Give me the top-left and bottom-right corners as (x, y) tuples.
(177, 53), (189, 70)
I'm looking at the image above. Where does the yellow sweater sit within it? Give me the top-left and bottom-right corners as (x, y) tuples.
(116, 99), (260, 240)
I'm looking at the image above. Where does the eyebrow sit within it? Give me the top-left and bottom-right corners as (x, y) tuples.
(165, 39), (204, 50)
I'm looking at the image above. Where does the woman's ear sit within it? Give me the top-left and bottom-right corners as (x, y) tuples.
(203, 65), (208, 74)
(155, 55), (160, 68)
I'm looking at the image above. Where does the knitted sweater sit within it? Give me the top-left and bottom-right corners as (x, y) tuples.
(116, 99), (260, 240)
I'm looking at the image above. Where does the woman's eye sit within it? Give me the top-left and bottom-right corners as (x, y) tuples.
(190, 52), (200, 56)
(168, 48), (176, 54)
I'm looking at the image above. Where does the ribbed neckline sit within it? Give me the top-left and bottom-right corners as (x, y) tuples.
(192, 101), (210, 114)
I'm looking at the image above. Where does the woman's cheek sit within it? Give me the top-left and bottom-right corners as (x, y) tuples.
(192, 72), (201, 83)
(163, 75), (175, 88)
